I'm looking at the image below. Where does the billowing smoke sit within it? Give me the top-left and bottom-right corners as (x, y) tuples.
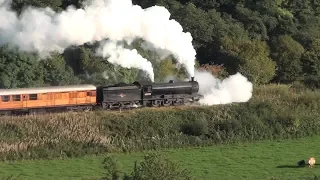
(97, 40), (154, 81)
(194, 71), (253, 105)
(0, 0), (8, 6)
(0, 0), (196, 81)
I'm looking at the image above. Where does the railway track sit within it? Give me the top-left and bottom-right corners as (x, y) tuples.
(0, 101), (202, 117)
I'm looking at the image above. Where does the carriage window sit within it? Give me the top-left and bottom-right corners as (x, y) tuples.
(87, 91), (96, 96)
(29, 94), (38, 100)
(1, 95), (10, 102)
(12, 95), (21, 101)
(70, 92), (77, 98)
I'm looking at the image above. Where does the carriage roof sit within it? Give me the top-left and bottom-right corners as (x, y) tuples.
(0, 84), (96, 96)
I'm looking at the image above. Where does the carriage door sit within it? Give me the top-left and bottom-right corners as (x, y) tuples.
(69, 92), (77, 105)
(22, 94), (28, 108)
(86, 91), (91, 103)
(46, 93), (54, 106)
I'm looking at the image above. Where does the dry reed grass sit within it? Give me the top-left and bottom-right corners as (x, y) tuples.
(0, 112), (115, 155)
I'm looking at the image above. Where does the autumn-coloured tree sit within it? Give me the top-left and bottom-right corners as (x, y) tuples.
(197, 63), (228, 79)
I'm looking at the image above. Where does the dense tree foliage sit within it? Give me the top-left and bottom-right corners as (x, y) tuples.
(1, 0), (320, 88)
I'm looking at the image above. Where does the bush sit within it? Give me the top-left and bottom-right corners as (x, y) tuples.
(180, 118), (208, 136)
(304, 75), (320, 89)
(102, 154), (194, 180)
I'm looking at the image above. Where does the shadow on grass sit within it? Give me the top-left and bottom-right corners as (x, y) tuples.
(276, 160), (320, 168)
(277, 164), (320, 168)
(276, 165), (306, 168)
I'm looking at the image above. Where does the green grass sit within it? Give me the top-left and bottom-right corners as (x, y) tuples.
(1, 136), (320, 180)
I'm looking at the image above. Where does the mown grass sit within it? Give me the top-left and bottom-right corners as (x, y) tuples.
(1, 84), (320, 161)
(1, 135), (320, 180)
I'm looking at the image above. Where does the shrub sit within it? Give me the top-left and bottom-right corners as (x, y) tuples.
(102, 156), (122, 180)
(101, 154), (194, 180)
(180, 118), (208, 136)
(304, 75), (320, 89)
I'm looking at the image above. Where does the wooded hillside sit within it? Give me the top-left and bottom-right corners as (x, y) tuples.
(1, 0), (319, 88)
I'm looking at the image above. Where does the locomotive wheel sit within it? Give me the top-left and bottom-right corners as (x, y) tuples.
(84, 107), (92, 112)
(152, 100), (161, 107)
(162, 100), (172, 107)
(131, 101), (140, 108)
(173, 98), (183, 106)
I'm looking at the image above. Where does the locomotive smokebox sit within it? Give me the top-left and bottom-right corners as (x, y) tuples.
(191, 77), (195, 81)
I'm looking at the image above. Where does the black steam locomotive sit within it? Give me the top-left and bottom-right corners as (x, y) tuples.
(96, 77), (202, 110)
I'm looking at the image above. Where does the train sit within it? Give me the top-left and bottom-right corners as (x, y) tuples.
(0, 77), (203, 115)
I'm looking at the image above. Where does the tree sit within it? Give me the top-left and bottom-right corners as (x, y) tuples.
(0, 45), (44, 88)
(270, 35), (305, 83)
(11, 0), (62, 13)
(237, 40), (276, 84)
(220, 38), (276, 84)
(300, 38), (320, 88)
(233, 4), (268, 40)
(197, 63), (228, 79)
(151, 57), (183, 82)
(42, 52), (80, 86)
(60, 0), (85, 9)
(301, 38), (320, 76)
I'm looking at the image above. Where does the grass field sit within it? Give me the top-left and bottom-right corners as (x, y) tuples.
(1, 136), (320, 180)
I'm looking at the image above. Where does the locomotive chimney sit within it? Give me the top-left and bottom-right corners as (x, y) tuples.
(191, 77), (194, 81)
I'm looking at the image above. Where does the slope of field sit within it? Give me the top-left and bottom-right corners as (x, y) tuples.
(1, 135), (320, 180)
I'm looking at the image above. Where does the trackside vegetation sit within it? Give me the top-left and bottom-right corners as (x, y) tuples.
(1, 84), (320, 161)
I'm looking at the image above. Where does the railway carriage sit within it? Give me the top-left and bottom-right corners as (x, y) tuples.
(0, 85), (97, 115)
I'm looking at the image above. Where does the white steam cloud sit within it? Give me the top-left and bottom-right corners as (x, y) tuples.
(97, 40), (154, 81)
(194, 71), (253, 105)
(0, 0), (196, 81)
